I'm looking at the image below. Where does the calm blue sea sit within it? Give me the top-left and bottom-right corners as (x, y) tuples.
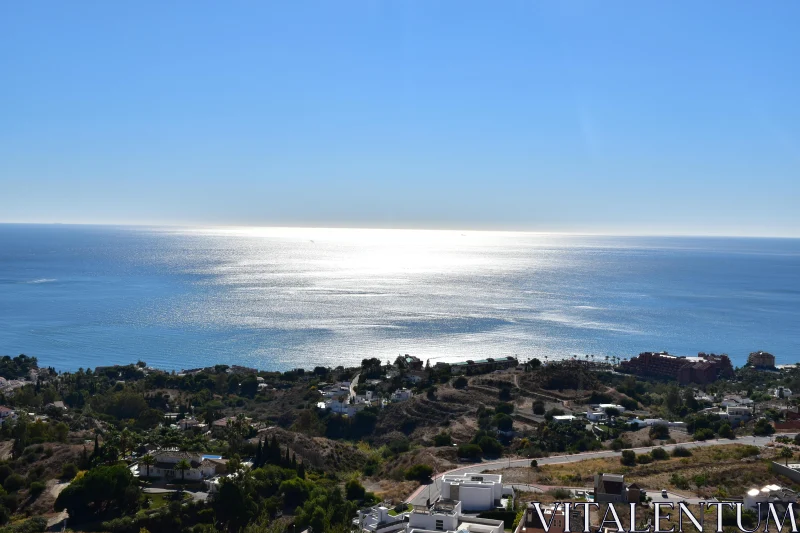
(0, 224), (798, 371)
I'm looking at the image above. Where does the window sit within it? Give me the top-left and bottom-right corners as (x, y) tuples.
(435, 520), (443, 531)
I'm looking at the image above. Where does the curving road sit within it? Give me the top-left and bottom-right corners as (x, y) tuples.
(406, 434), (790, 506)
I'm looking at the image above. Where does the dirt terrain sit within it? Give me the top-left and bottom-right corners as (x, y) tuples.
(499, 444), (792, 499)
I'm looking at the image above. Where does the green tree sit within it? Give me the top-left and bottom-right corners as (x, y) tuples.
(404, 464), (433, 481)
(54, 422), (69, 443)
(453, 376), (468, 389)
(433, 432), (452, 447)
(61, 463), (80, 481)
(650, 447), (669, 460)
(345, 478), (366, 501)
(779, 446), (794, 466)
(54, 464), (137, 521)
(665, 386), (682, 413)
(494, 413), (514, 432)
(754, 418), (775, 436)
(620, 450), (636, 466)
(718, 423), (734, 439)
(457, 443), (483, 460)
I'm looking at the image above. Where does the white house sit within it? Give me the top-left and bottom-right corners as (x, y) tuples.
(406, 500), (504, 533)
(773, 388), (793, 398)
(357, 506), (406, 533)
(586, 410), (606, 423)
(597, 403), (626, 413)
(551, 415), (576, 423)
(143, 450), (220, 481)
(178, 417), (206, 431)
(725, 405), (752, 425)
(439, 473), (507, 512)
(721, 396), (754, 408)
(391, 388), (413, 402)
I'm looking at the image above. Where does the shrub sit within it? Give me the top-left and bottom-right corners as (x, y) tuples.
(532, 401), (545, 415)
(754, 418), (775, 436)
(620, 450), (636, 466)
(619, 398), (639, 411)
(28, 481), (46, 498)
(61, 463), (80, 481)
(387, 438), (410, 455)
(476, 436), (503, 457)
(610, 438), (630, 451)
(345, 478), (366, 501)
(3, 474), (25, 492)
(457, 444), (483, 460)
(530, 460), (538, 468)
(0, 465), (12, 485)
(404, 464), (433, 482)
(649, 425), (670, 440)
(493, 413), (514, 432)
(693, 428), (715, 441)
(636, 453), (653, 464)
(672, 446), (692, 457)
(650, 447), (669, 461)
(496, 402), (514, 415)
(670, 473), (689, 490)
(718, 423), (734, 439)
(453, 377), (468, 389)
(433, 432), (452, 447)
(548, 488), (571, 499)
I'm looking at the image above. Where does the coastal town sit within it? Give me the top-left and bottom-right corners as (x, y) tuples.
(0, 349), (799, 533)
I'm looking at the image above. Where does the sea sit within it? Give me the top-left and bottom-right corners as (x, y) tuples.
(1, 224), (798, 372)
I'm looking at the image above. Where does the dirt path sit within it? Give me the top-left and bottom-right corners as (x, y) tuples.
(46, 481), (70, 528)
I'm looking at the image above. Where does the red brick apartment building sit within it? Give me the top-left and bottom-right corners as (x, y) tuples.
(619, 351), (734, 385)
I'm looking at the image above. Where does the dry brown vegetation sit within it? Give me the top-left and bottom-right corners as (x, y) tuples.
(502, 445), (798, 500)
(258, 427), (371, 474)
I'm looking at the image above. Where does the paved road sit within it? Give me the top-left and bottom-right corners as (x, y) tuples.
(406, 435), (789, 506)
(349, 373), (360, 402)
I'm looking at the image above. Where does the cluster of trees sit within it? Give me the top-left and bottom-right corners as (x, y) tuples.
(457, 430), (504, 460)
(476, 403), (514, 433)
(54, 464), (138, 521)
(620, 446), (690, 466)
(524, 419), (602, 455)
(0, 355), (38, 380)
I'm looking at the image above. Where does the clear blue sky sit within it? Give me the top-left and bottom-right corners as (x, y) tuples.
(1, 2), (798, 236)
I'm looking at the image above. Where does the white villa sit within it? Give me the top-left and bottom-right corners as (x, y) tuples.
(406, 500), (504, 533)
(439, 473), (510, 512)
(391, 388), (413, 402)
(139, 449), (224, 481)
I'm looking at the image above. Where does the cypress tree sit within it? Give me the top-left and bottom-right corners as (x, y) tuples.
(269, 435), (280, 464)
(291, 452), (297, 469)
(255, 439), (263, 468)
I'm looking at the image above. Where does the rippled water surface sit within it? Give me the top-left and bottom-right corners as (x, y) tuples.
(1, 224), (798, 370)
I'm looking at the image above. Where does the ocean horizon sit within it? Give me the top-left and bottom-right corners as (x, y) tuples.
(1, 223), (799, 372)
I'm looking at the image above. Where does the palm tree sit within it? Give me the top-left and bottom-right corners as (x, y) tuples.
(779, 446), (793, 466)
(141, 454), (155, 478)
(175, 458), (191, 482)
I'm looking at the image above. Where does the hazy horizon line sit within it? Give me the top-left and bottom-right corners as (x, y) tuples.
(1, 220), (798, 240)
